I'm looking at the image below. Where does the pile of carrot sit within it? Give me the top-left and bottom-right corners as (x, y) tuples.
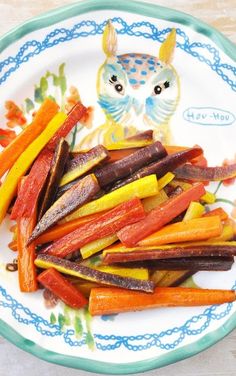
(0, 98), (236, 316)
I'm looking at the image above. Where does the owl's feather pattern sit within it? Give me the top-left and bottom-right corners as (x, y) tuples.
(118, 53), (164, 89)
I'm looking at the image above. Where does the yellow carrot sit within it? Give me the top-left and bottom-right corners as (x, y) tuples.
(183, 201), (205, 221)
(80, 235), (118, 259)
(64, 174), (158, 222)
(138, 216), (223, 246)
(0, 98), (58, 179)
(170, 179), (192, 191)
(142, 189), (168, 212)
(150, 270), (168, 285)
(158, 172), (175, 190)
(0, 112), (67, 224)
(105, 140), (152, 150)
(93, 266), (149, 280)
(201, 191), (216, 204)
(208, 224), (234, 242)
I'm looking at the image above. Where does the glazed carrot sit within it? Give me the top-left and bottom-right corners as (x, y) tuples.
(0, 112), (67, 224)
(138, 216), (222, 246)
(117, 183), (206, 247)
(64, 174), (158, 222)
(80, 234), (118, 259)
(11, 102), (87, 220)
(42, 197), (146, 258)
(164, 145), (189, 154)
(28, 174), (100, 243)
(10, 149), (54, 219)
(203, 207), (229, 221)
(37, 268), (88, 309)
(17, 213), (38, 292)
(183, 201), (205, 221)
(0, 98), (58, 179)
(89, 286), (236, 315)
(36, 212), (107, 244)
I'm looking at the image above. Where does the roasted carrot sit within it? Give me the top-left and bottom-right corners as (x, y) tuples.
(64, 174), (158, 222)
(11, 102), (87, 220)
(0, 98), (58, 179)
(11, 149), (54, 219)
(89, 286), (236, 315)
(164, 145), (189, 154)
(102, 242), (236, 264)
(203, 207), (229, 221)
(42, 197), (146, 258)
(28, 174), (100, 243)
(94, 141), (167, 187)
(110, 147), (202, 191)
(138, 216), (222, 246)
(175, 163), (236, 181)
(35, 254), (154, 292)
(117, 183), (205, 247)
(36, 212), (107, 244)
(0, 112), (67, 224)
(37, 268), (88, 309)
(17, 214), (38, 292)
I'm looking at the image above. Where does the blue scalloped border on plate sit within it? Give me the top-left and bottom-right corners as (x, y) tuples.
(0, 17), (235, 91)
(0, 281), (236, 352)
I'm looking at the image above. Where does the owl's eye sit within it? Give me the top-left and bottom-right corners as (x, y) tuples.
(114, 83), (123, 93)
(154, 85), (162, 95)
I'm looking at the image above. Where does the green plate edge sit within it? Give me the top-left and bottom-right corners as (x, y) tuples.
(1, 309), (236, 374)
(0, 0), (236, 373)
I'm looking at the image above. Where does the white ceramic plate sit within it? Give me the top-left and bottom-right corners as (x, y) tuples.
(0, 0), (235, 373)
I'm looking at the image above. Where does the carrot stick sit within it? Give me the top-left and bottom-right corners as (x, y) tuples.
(0, 98), (58, 179)
(11, 102), (87, 220)
(17, 214), (38, 292)
(89, 287), (236, 315)
(138, 216), (222, 246)
(36, 212), (107, 244)
(117, 183), (206, 247)
(164, 145), (189, 154)
(0, 112), (67, 224)
(203, 207), (229, 221)
(37, 268), (88, 309)
(41, 197), (146, 258)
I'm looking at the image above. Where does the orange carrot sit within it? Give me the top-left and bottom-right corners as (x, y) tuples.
(164, 145), (189, 154)
(36, 211), (107, 244)
(89, 287), (236, 315)
(138, 216), (222, 246)
(203, 207), (228, 221)
(0, 98), (58, 179)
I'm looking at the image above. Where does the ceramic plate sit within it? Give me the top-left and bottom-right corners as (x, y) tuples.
(0, 0), (236, 373)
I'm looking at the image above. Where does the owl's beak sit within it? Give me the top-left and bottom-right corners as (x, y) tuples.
(132, 98), (143, 115)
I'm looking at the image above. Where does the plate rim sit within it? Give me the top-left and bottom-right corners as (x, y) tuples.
(0, 0), (235, 373)
(1, 310), (236, 374)
(0, 0), (236, 58)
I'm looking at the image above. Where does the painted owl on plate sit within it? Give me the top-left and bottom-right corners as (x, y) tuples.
(80, 21), (180, 148)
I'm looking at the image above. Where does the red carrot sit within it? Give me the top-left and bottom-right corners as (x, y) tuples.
(117, 183), (205, 247)
(11, 102), (86, 220)
(17, 214), (38, 292)
(37, 268), (88, 309)
(42, 197), (146, 258)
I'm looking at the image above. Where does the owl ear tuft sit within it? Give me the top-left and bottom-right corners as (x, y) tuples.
(102, 20), (118, 58)
(159, 29), (176, 64)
